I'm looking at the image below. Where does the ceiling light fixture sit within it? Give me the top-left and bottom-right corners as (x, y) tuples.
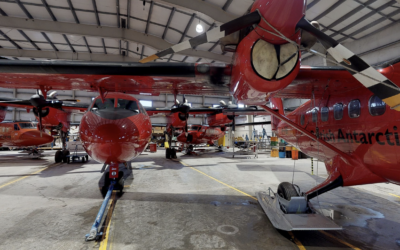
(196, 19), (203, 33)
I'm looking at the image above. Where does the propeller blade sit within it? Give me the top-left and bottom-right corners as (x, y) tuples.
(140, 11), (261, 63)
(297, 17), (400, 111)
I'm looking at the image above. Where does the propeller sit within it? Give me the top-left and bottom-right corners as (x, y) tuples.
(171, 95), (191, 136)
(297, 17), (400, 111)
(139, 11), (262, 63)
(0, 90), (79, 136)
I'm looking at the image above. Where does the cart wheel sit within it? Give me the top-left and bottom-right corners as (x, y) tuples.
(55, 150), (63, 163)
(67, 157), (70, 164)
(62, 150), (70, 163)
(85, 155), (89, 162)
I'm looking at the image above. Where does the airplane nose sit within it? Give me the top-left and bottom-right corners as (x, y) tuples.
(20, 130), (53, 146)
(81, 118), (145, 164)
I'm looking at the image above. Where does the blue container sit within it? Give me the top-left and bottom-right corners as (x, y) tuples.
(279, 151), (286, 158)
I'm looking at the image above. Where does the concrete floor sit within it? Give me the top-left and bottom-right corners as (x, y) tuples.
(0, 149), (400, 249)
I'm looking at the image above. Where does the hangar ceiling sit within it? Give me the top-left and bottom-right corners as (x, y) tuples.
(0, 0), (398, 65)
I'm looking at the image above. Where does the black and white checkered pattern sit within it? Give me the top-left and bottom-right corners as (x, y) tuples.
(298, 18), (400, 110)
(141, 11), (261, 63)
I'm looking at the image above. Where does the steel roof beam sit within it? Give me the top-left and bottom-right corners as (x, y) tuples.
(127, 0), (131, 29)
(329, 0), (396, 39)
(162, 7), (175, 39)
(67, 0), (80, 24)
(0, 15), (231, 62)
(154, 0), (238, 23)
(117, 0), (120, 28)
(41, 32), (58, 51)
(62, 34), (75, 53)
(41, 0), (57, 21)
(0, 30), (22, 49)
(92, 0), (101, 26)
(0, 48), (139, 62)
(222, 0), (233, 11)
(307, 0), (321, 10)
(145, 1), (154, 34)
(179, 13), (196, 43)
(102, 38), (107, 54)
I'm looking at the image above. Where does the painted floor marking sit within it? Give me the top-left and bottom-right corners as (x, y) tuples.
(0, 162), (61, 190)
(389, 193), (400, 199)
(179, 160), (306, 249)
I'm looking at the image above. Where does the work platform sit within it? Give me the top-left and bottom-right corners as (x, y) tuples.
(0, 150), (399, 249)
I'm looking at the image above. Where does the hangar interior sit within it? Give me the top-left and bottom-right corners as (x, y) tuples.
(0, 0), (400, 249)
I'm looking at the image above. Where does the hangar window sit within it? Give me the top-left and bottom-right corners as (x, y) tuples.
(139, 100), (152, 107)
(321, 107), (329, 122)
(92, 98), (115, 110)
(14, 124), (20, 131)
(300, 114), (305, 126)
(333, 103), (343, 120)
(118, 99), (140, 113)
(348, 100), (361, 118)
(369, 95), (386, 116)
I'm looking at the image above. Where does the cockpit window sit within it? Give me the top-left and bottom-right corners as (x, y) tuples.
(14, 124), (20, 131)
(92, 98), (115, 110)
(117, 99), (140, 113)
(19, 123), (35, 129)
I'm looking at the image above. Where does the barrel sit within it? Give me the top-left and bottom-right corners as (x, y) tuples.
(271, 137), (278, 146)
(292, 147), (299, 160)
(149, 143), (157, 152)
(271, 148), (279, 157)
(279, 151), (286, 158)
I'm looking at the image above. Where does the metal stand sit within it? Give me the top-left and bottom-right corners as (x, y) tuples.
(85, 181), (116, 241)
(232, 140), (258, 158)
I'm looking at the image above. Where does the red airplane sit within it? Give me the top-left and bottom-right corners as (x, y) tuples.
(0, 92), (88, 162)
(0, 121), (53, 156)
(0, 0), (399, 230)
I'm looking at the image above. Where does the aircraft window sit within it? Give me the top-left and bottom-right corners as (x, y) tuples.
(333, 103), (343, 120)
(92, 98), (115, 110)
(348, 99), (361, 118)
(369, 95), (386, 116)
(14, 124), (20, 131)
(321, 107), (329, 122)
(300, 114), (305, 126)
(117, 99), (140, 113)
(19, 123), (35, 129)
(312, 108), (318, 123)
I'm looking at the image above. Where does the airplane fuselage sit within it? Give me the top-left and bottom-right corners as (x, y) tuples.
(0, 122), (53, 147)
(79, 93), (152, 165)
(177, 125), (225, 146)
(278, 87), (400, 186)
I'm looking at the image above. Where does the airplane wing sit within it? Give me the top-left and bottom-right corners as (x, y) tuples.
(223, 107), (269, 116)
(0, 97), (89, 113)
(0, 61), (231, 96)
(146, 107), (220, 116)
(272, 58), (400, 99)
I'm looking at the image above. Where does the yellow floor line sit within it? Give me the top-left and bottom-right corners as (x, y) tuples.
(389, 193), (400, 199)
(0, 163), (61, 189)
(179, 161), (306, 250)
(288, 232), (306, 250)
(319, 231), (361, 250)
(99, 191), (116, 250)
(179, 161), (257, 201)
